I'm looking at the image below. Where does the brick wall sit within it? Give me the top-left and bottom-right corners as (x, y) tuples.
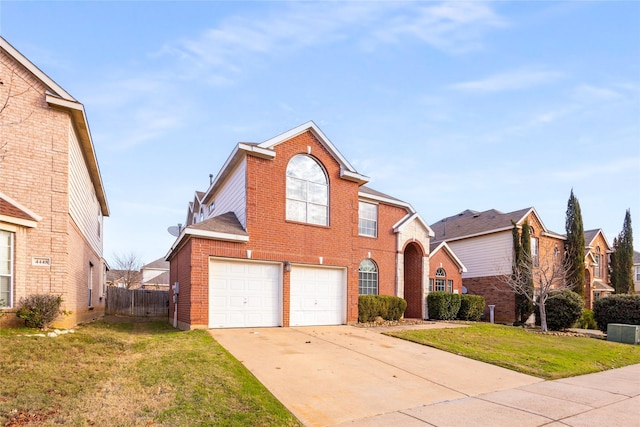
(0, 48), (105, 328)
(463, 275), (515, 323)
(174, 129), (416, 328)
(429, 248), (463, 294)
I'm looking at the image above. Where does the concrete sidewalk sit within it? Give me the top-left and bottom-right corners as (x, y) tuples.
(211, 325), (639, 426)
(338, 364), (640, 426)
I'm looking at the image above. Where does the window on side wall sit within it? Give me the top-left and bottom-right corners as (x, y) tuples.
(358, 259), (378, 295)
(358, 201), (378, 237)
(286, 154), (328, 226)
(531, 237), (539, 267)
(594, 247), (601, 278)
(0, 230), (14, 308)
(435, 267), (446, 292)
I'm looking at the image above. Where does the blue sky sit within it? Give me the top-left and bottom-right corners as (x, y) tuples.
(2, 1), (638, 264)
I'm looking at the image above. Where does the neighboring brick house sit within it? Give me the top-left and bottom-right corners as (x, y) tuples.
(583, 229), (614, 308)
(430, 208), (565, 322)
(166, 121), (434, 330)
(141, 257), (169, 289)
(428, 241), (467, 295)
(0, 37), (109, 328)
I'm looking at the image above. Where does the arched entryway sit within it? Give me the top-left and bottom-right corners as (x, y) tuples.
(404, 242), (424, 318)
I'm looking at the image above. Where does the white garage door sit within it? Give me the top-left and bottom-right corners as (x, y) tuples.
(290, 265), (346, 326)
(209, 258), (281, 328)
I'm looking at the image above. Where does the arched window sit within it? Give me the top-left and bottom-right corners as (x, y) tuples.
(286, 155), (328, 225)
(435, 267), (447, 292)
(595, 246), (601, 278)
(358, 259), (378, 295)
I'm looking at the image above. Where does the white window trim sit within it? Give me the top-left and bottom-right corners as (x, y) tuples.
(0, 230), (14, 308)
(358, 201), (378, 238)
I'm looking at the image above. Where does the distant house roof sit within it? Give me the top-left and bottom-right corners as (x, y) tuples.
(593, 281), (614, 292)
(584, 229), (611, 251)
(143, 271), (169, 287)
(142, 257), (169, 270)
(0, 191), (42, 228)
(431, 207), (544, 242)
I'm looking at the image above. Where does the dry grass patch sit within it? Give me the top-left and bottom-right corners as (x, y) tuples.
(0, 320), (300, 426)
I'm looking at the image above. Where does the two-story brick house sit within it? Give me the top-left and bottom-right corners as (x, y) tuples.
(583, 229), (614, 308)
(0, 37), (109, 328)
(166, 121), (435, 329)
(430, 208), (566, 322)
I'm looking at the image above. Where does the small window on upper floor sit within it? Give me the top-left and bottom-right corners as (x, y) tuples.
(358, 202), (377, 237)
(209, 202), (215, 213)
(286, 154), (328, 226)
(595, 246), (601, 278)
(199, 207), (204, 222)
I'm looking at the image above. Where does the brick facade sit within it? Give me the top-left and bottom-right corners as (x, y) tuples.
(168, 125), (433, 329)
(0, 39), (108, 328)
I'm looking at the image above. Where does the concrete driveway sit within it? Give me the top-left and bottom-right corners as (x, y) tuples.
(210, 324), (542, 426)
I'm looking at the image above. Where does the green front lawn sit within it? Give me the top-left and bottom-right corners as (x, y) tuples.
(387, 323), (640, 379)
(0, 320), (300, 426)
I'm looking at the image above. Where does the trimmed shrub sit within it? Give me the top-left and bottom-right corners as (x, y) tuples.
(358, 295), (407, 322)
(457, 295), (485, 321)
(574, 309), (597, 330)
(540, 290), (583, 331)
(593, 294), (640, 333)
(427, 292), (461, 320)
(16, 294), (64, 329)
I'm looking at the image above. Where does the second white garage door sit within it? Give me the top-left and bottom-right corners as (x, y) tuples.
(209, 258), (282, 328)
(290, 265), (346, 326)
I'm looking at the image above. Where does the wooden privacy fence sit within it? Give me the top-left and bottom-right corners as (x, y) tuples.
(106, 287), (169, 317)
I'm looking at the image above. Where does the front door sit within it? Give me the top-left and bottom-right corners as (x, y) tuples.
(403, 243), (424, 318)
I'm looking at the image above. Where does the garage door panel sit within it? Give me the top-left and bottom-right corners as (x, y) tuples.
(209, 259), (282, 328)
(290, 265), (346, 326)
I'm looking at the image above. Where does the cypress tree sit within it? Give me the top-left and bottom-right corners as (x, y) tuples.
(513, 220), (534, 323)
(611, 210), (634, 294)
(565, 189), (585, 297)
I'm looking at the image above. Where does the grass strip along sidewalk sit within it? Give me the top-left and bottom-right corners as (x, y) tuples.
(0, 320), (301, 426)
(387, 323), (640, 380)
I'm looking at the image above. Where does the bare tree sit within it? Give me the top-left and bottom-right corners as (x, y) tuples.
(110, 252), (143, 289)
(498, 241), (573, 332)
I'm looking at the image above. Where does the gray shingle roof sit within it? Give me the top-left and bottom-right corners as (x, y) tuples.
(431, 207), (533, 242)
(359, 185), (405, 203)
(584, 229), (600, 245)
(188, 211), (247, 236)
(142, 257), (169, 270)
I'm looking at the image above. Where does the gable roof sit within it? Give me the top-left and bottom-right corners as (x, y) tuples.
(201, 121), (369, 206)
(1, 36), (109, 216)
(258, 121), (369, 184)
(0, 191), (42, 228)
(584, 229), (611, 251)
(142, 257), (169, 270)
(430, 207), (561, 242)
(429, 241), (467, 273)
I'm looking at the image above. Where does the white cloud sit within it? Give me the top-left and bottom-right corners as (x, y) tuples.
(157, 2), (508, 84)
(371, 2), (508, 53)
(450, 67), (564, 93)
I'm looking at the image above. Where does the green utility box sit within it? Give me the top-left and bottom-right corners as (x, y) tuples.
(607, 323), (640, 345)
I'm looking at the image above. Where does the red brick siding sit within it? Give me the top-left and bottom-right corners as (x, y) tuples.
(403, 242), (423, 318)
(463, 275), (515, 323)
(429, 249), (463, 294)
(0, 50), (105, 328)
(174, 130), (412, 328)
